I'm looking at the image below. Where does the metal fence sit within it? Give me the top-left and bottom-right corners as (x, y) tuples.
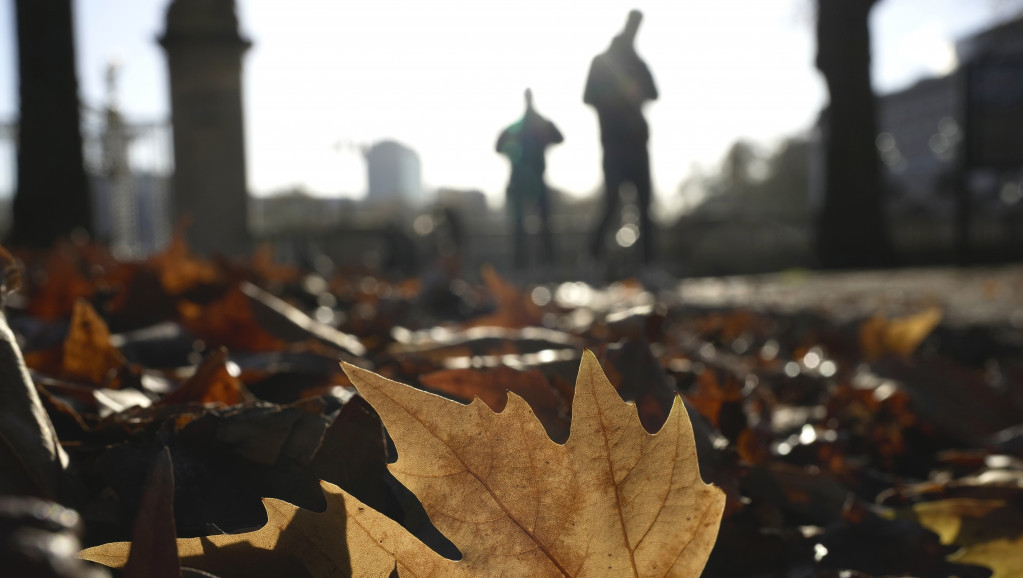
(0, 108), (174, 258)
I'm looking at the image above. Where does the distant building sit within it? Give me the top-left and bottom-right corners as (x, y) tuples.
(364, 140), (422, 205)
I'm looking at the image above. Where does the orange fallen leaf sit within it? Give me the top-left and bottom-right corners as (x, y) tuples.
(61, 299), (126, 387)
(25, 243), (98, 319)
(147, 228), (222, 296)
(178, 284), (286, 352)
(687, 369), (725, 428)
(859, 306), (943, 360)
(251, 243), (301, 284)
(81, 351), (725, 577)
(158, 347), (252, 407)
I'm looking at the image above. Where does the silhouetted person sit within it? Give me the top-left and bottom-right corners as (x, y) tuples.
(496, 89), (563, 269)
(380, 221), (419, 278)
(585, 10), (658, 265)
(815, 0), (893, 268)
(428, 203), (464, 272)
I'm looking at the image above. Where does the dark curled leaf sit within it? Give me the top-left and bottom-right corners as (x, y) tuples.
(123, 447), (181, 578)
(0, 245), (69, 499)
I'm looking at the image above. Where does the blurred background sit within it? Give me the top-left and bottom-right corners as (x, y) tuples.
(2, 0), (1023, 280)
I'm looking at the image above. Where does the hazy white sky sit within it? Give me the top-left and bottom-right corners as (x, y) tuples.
(0, 0), (1016, 206)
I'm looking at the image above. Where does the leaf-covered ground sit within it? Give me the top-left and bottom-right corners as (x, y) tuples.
(2, 238), (1023, 577)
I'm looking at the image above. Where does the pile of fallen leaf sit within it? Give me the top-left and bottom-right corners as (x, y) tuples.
(1, 237), (1022, 577)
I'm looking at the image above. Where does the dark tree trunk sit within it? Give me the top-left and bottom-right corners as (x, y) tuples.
(8, 0), (91, 248)
(814, 0), (894, 269)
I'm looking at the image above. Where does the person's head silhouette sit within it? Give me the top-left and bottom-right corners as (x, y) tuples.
(622, 10), (643, 44)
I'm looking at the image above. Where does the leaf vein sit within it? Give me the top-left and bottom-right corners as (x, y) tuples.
(633, 426), (681, 551)
(660, 492), (720, 578)
(380, 386), (573, 576)
(595, 389), (641, 576)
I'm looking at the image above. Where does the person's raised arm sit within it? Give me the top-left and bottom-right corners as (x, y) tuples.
(639, 60), (658, 102)
(496, 128), (509, 154)
(548, 120), (564, 145)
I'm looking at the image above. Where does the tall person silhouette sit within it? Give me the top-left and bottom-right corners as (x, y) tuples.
(585, 10), (658, 264)
(497, 89), (564, 270)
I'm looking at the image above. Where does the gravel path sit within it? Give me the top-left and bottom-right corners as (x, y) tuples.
(673, 265), (1023, 327)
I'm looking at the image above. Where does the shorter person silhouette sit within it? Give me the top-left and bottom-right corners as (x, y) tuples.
(585, 10), (658, 264)
(496, 89), (564, 270)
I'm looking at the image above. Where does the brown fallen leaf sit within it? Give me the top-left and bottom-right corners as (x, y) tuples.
(907, 498), (1023, 578)
(157, 347), (252, 407)
(686, 369), (724, 428)
(598, 338), (679, 434)
(80, 351), (726, 577)
(308, 396), (401, 523)
(241, 282), (366, 357)
(122, 447), (180, 578)
(177, 400), (332, 468)
(23, 242), (98, 320)
(461, 265), (543, 329)
(250, 243), (301, 285)
(178, 284), (286, 352)
(104, 263), (179, 332)
(859, 307), (942, 360)
(146, 228), (222, 297)
(62, 299), (128, 387)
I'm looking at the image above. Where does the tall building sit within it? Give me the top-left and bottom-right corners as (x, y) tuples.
(159, 0), (250, 256)
(364, 140), (422, 205)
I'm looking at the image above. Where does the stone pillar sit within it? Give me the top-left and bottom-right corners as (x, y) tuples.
(159, 0), (250, 256)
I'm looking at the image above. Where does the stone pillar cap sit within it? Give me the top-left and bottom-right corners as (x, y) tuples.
(159, 0), (250, 47)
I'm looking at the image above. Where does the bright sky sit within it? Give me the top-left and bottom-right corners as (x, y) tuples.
(0, 0), (1016, 207)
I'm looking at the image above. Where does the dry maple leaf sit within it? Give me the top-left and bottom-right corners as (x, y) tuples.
(80, 351), (725, 577)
